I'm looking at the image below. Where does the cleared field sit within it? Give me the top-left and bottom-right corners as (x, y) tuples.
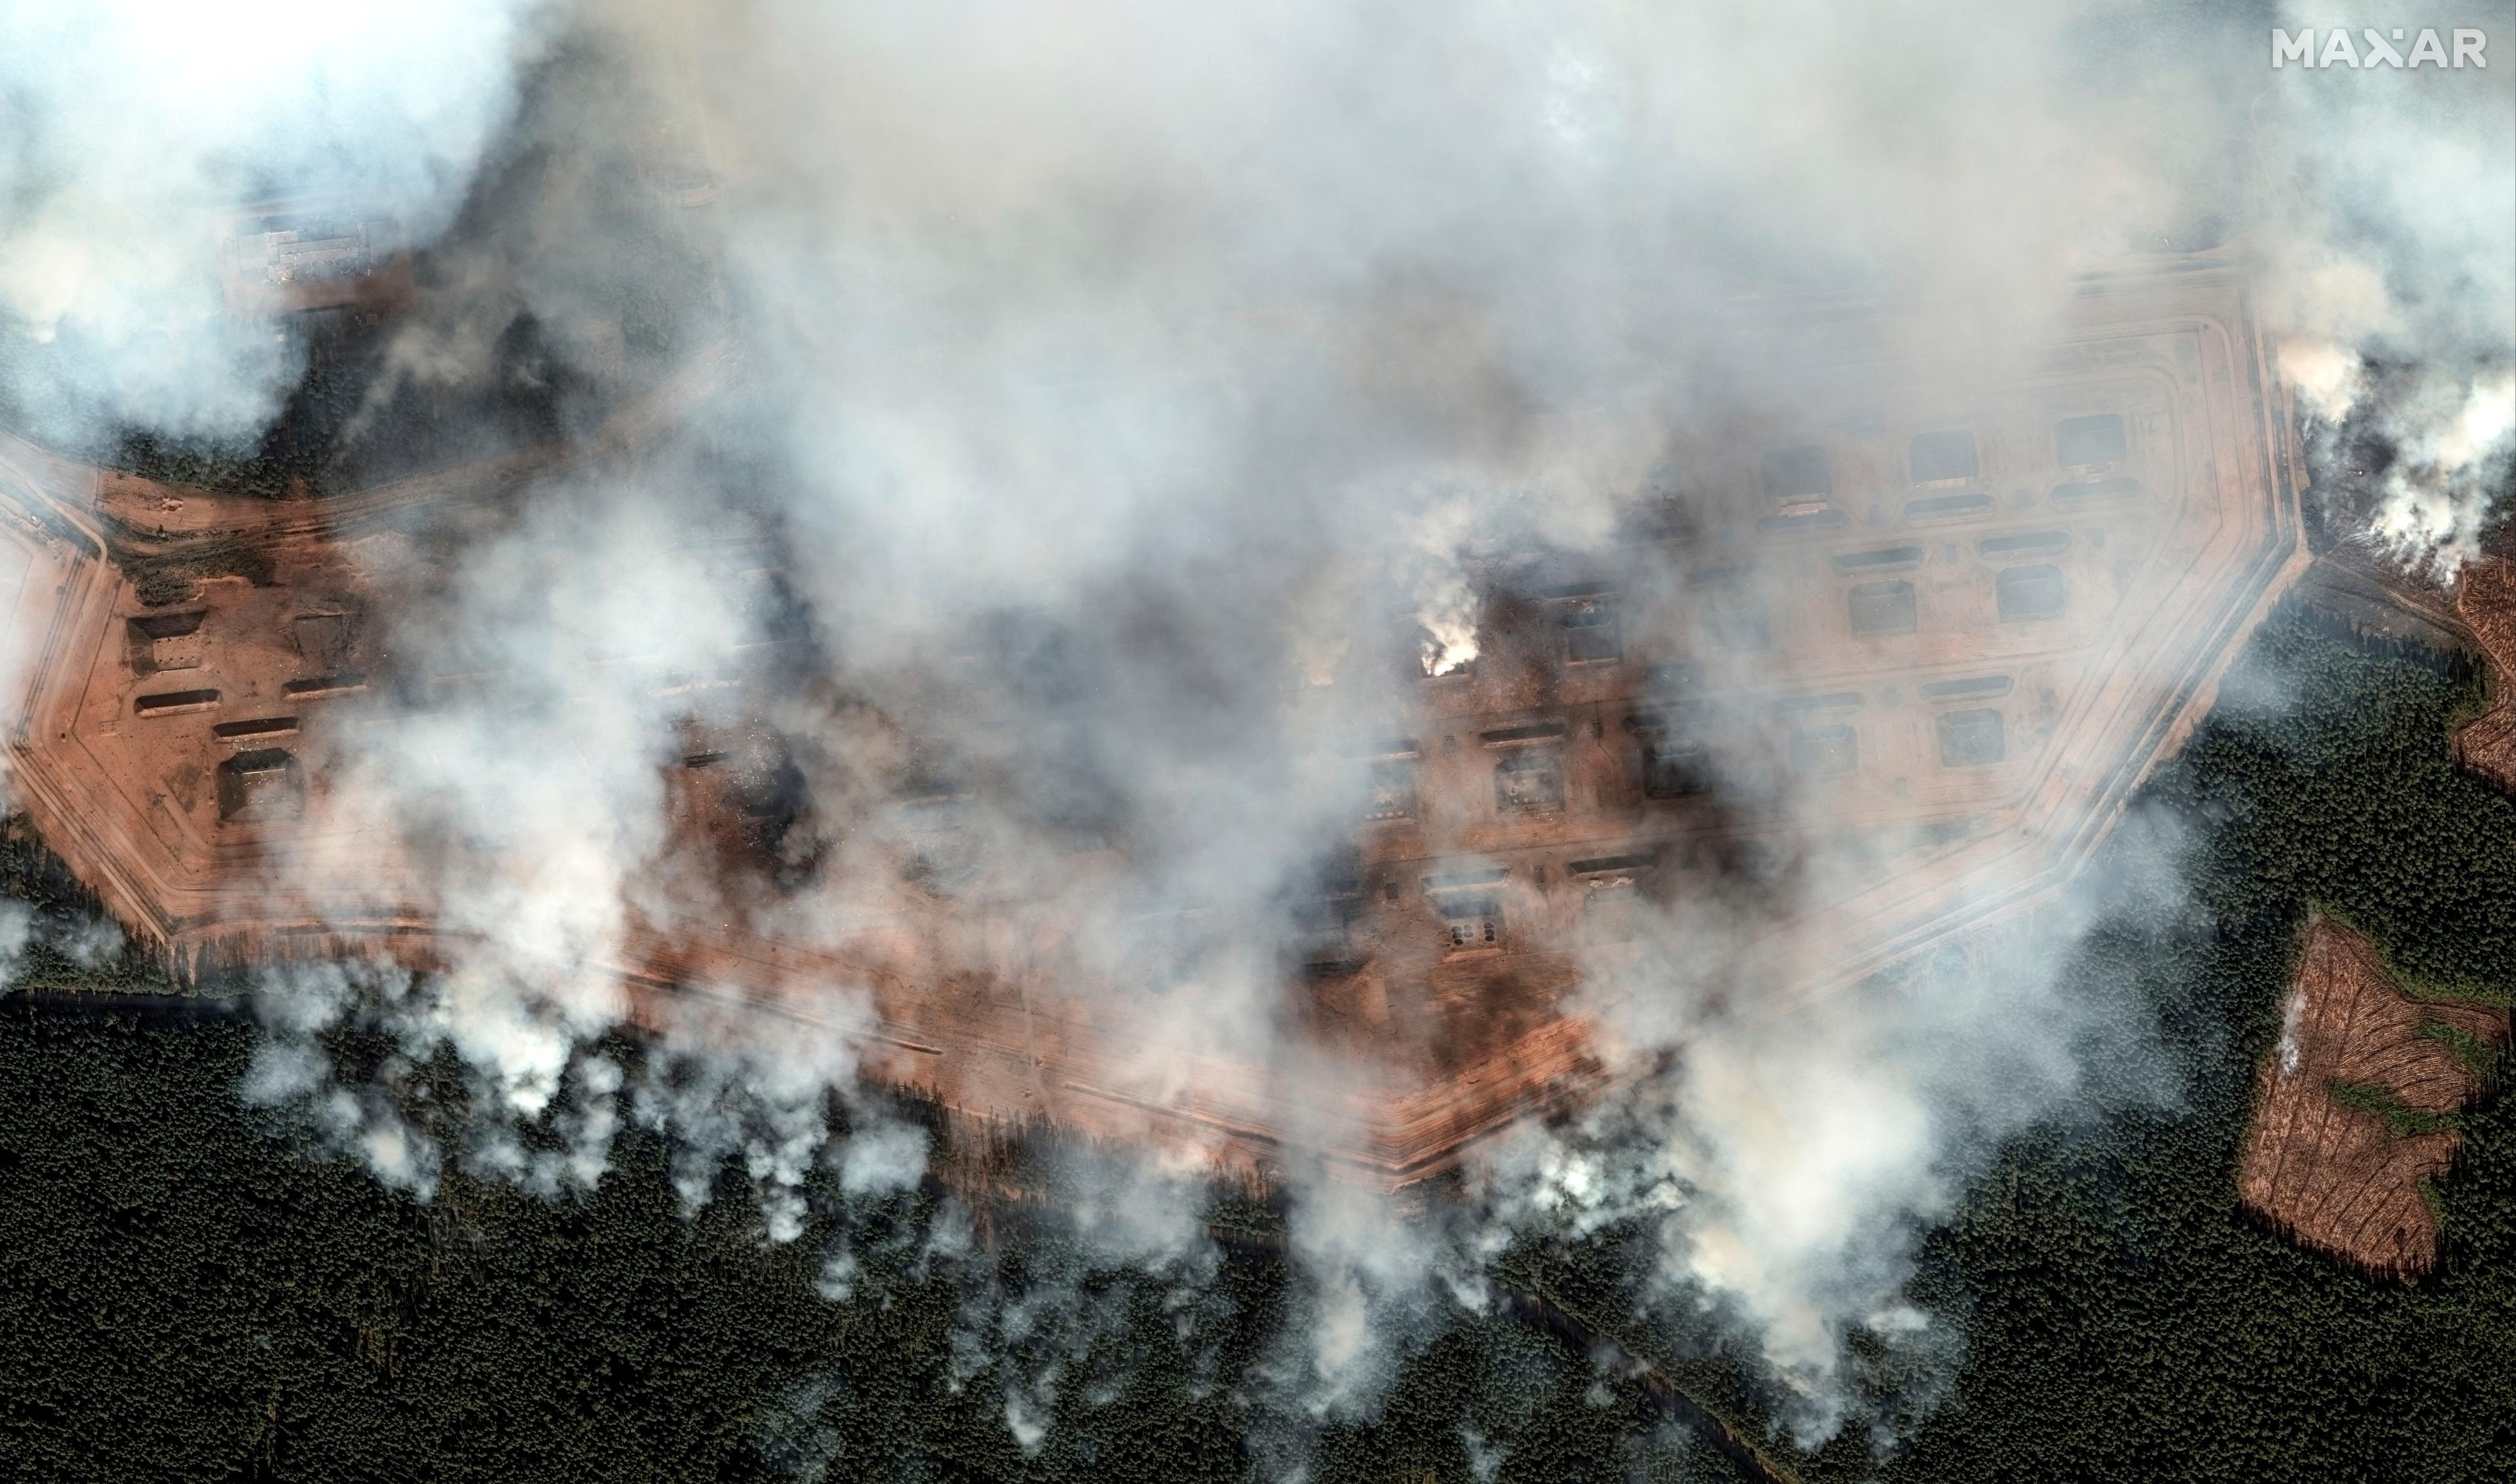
(2238, 916), (2507, 1281)
(2452, 557), (2516, 791)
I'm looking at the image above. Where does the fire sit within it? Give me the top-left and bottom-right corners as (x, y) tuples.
(1419, 628), (1477, 678)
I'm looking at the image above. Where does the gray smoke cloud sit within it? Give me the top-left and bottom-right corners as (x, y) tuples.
(2263, 1), (2516, 562)
(0, 0), (546, 442)
(4, 0), (2512, 1465)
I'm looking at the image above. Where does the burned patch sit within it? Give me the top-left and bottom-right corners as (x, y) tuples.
(1758, 442), (1831, 501)
(124, 611), (207, 675)
(673, 726), (827, 892)
(2055, 412), (2127, 467)
(1909, 428), (1979, 485)
(216, 748), (304, 823)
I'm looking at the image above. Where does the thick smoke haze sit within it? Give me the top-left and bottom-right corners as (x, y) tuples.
(0, 0), (544, 440)
(2265, 1), (2516, 562)
(3, 0), (2511, 1464)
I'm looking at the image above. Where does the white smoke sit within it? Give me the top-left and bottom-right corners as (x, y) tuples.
(0, 900), (35, 985)
(0, 0), (2509, 1466)
(2262, 1), (2516, 565)
(0, 0), (544, 442)
(1409, 497), (1488, 678)
(1471, 807), (2198, 1436)
(0, 898), (137, 995)
(2361, 373), (2516, 562)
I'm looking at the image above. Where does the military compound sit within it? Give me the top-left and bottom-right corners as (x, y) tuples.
(0, 252), (2310, 1187)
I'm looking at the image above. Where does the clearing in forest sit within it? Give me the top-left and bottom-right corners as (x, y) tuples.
(2452, 556), (2516, 791)
(2238, 915), (2506, 1282)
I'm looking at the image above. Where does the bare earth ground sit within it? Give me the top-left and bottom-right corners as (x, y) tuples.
(2452, 557), (2516, 791)
(2238, 917), (2508, 1281)
(0, 261), (2312, 1190)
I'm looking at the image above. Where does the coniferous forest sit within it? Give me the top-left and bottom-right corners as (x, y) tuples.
(5, 606), (2515, 1481)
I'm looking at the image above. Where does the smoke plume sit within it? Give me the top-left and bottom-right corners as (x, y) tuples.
(3, 0), (2511, 1464)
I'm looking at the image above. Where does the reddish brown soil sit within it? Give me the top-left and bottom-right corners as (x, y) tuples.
(2238, 917), (2507, 1281)
(2452, 558), (2516, 791)
(0, 261), (2310, 1190)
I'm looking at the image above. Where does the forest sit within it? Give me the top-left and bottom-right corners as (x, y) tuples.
(2, 604), (2513, 1481)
